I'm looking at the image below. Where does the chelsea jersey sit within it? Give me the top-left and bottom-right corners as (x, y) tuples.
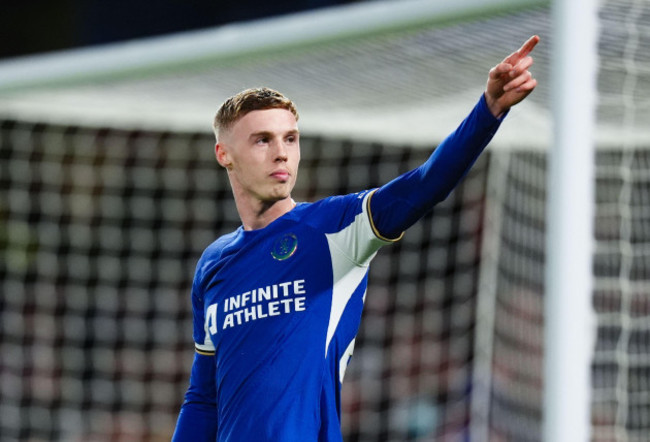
(191, 189), (393, 441)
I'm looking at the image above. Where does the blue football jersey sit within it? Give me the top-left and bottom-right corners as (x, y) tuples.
(191, 190), (392, 441)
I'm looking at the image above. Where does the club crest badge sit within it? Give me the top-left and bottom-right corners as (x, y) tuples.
(271, 233), (298, 261)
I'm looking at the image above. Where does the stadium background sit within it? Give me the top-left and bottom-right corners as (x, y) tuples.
(1, 0), (649, 441)
(1, 122), (488, 440)
(0, 1), (498, 439)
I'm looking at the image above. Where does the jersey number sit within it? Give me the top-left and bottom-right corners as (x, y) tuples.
(206, 303), (218, 334)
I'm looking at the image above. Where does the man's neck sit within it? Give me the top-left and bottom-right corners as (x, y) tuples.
(236, 197), (295, 231)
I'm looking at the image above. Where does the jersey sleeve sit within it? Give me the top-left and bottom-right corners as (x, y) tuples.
(173, 352), (218, 441)
(370, 94), (506, 239)
(172, 266), (218, 440)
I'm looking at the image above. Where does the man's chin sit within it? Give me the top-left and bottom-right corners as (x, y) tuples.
(262, 193), (292, 206)
(269, 186), (293, 201)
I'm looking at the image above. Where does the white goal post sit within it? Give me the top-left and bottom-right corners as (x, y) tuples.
(545, 0), (598, 440)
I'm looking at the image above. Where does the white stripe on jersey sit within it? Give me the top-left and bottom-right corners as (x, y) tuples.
(339, 338), (356, 383)
(324, 192), (388, 358)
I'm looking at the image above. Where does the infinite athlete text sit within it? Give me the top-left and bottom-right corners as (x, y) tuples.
(206, 279), (308, 332)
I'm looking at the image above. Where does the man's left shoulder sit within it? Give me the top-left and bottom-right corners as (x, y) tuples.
(291, 190), (373, 232)
(311, 190), (372, 211)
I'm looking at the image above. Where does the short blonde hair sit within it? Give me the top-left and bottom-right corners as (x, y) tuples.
(213, 87), (299, 141)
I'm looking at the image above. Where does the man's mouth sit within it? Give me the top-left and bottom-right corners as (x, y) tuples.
(270, 170), (290, 181)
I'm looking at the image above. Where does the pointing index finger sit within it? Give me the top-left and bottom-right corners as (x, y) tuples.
(505, 35), (540, 64)
(518, 35), (540, 57)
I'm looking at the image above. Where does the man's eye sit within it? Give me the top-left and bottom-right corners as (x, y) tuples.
(256, 137), (268, 144)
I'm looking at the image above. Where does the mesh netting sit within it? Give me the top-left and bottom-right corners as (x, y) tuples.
(480, 147), (650, 442)
(0, 120), (488, 441)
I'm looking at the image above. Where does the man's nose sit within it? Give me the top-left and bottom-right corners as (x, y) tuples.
(274, 141), (288, 161)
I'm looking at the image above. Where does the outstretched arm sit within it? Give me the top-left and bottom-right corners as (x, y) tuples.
(370, 36), (539, 240)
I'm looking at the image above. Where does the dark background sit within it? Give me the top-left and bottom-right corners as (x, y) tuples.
(0, 0), (366, 60)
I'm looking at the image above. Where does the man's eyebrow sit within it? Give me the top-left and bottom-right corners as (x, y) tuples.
(248, 129), (300, 139)
(249, 130), (272, 139)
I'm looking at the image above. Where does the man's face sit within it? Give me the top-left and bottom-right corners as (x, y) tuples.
(217, 108), (300, 205)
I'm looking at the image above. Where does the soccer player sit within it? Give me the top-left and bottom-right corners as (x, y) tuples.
(173, 35), (540, 441)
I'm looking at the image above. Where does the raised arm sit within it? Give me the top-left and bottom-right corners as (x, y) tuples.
(369, 36), (539, 240)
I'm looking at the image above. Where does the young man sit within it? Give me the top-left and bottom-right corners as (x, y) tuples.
(173, 36), (540, 441)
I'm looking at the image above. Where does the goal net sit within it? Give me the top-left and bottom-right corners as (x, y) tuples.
(0, 0), (648, 441)
(472, 1), (650, 440)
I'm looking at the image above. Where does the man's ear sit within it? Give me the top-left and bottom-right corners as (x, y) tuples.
(215, 143), (232, 170)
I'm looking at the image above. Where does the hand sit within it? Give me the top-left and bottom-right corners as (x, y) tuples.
(485, 35), (539, 118)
